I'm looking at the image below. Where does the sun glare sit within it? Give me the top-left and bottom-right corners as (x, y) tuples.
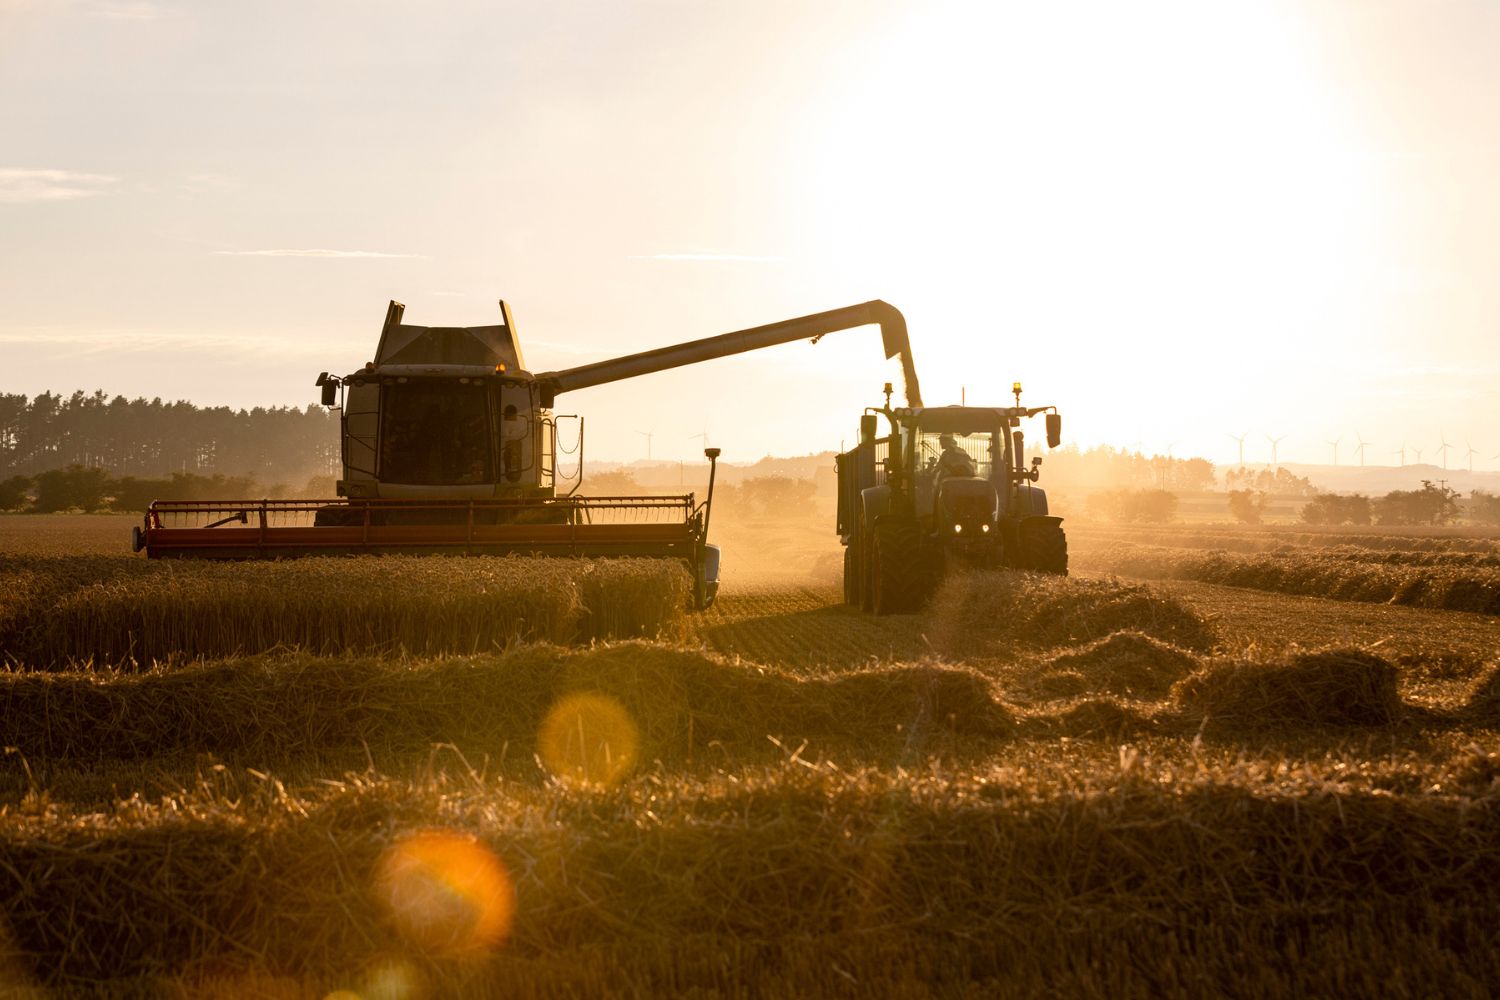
(792, 0), (1389, 455)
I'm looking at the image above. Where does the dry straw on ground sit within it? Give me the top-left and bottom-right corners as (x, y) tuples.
(2, 766), (1499, 996)
(1049, 698), (1161, 739)
(2, 555), (689, 667)
(1462, 661), (1500, 725)
(1032, 630), (1202, 699)
(0, 644), (1012, 768)
(1070, 524), (1500, 556)
(6, 521), (1496, 996)
(1073, 543), (1500, 616)
(926, 571), (1216, 659)
(1172, 648), (1404, 727)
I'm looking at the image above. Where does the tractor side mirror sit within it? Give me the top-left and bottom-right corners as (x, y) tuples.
(859, 414), (877, 444)
(1046, 412), (1062, 448)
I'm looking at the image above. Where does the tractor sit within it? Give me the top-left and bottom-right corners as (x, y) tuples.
(836, 382), (1067, 614)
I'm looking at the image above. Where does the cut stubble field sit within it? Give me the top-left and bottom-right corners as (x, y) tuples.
(2, 513), (1499, 997)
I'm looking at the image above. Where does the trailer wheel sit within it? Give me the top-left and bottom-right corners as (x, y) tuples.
(1019, 520), (1068, 575)
(856, 525), (876, 612)
(872, 518), (924, 615)
(843, 546), (860, 606)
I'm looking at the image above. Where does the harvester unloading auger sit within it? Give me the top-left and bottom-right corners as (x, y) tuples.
(133, 299), (921, 609)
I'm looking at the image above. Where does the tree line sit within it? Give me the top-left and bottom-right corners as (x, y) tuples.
(0, 391), (338, 482)
(1299, 482), (1500, 527)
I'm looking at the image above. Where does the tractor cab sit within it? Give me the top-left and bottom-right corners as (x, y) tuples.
(835, 388), (1067, 614)
(904, 408), (1008, 540)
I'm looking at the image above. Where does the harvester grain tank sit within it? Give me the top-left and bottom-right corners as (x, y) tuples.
(836, 382), (1067, 614)
(134, 298), (921, 609)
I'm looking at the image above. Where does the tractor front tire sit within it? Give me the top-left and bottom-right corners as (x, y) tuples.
(872, 518), (925, 615)
(1018, 520), (1069, 575)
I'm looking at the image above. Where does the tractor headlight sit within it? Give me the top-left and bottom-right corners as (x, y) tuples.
(981, 523), (991, 533)
(953, 523), (963, 534)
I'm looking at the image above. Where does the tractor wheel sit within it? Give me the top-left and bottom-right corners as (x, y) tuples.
(1018, 520), (1069, 575)
(872, 518), (925, 615)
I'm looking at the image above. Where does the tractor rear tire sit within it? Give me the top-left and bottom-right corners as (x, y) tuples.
(872, 518), (925, 615)
(1018, 520), (1068, 575)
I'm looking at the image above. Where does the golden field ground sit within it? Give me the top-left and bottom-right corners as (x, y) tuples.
(2, 513), (1500, 998)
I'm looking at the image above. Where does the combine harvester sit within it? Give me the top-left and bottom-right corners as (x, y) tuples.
(133, 299), (920, 608)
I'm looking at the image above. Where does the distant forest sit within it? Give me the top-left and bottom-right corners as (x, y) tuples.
(0, 391), (339, 482)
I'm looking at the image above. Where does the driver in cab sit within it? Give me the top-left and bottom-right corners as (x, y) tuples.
(935, 433), (976, 482)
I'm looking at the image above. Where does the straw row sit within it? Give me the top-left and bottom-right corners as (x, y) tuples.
(1070, 524), (1500, 555)
(1, 765), (1498, 994)
(0, 645), (1010, 767)
(925, 570), (1218, 657)
(2, 640), (1477, 773)
(1073, 543), (1500, 615)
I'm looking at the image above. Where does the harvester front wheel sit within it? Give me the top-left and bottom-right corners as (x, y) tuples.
(872, 518), (925, 615)
(1018, 520), (1068, 575)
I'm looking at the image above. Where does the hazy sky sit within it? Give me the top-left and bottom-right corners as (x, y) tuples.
(3, 0), (1497, 469)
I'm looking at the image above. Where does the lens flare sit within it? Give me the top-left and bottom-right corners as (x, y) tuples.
(373, 831), (514, 957)
(538, 691), (640, 786)
(323, 956), (425, 1000)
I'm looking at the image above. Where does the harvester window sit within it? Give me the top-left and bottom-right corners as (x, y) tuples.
(379, 382), (493, 485)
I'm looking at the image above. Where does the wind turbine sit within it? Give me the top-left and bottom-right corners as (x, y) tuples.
(687, 429), (710, 458)
(1392, 442), (1406, 467)
(1464, 441), (1478, 472)
(1228, 431), (1248, 468)
(1437, 433), (1452, 470)
(1325, 435), (1340, 466)
(1266, 434), (1286, 471)
(1353, 432), (1370, 467)
(635, 429), (655, 461)
(1413, 445), (1425, 465)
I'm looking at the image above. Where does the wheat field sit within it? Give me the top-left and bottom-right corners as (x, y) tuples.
(1, 514), (1498, 997)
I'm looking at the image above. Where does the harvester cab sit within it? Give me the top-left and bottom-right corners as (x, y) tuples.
(835, 383), (1067, 615)
(314, 300), (565, 508)
(134, 297), (922, 612)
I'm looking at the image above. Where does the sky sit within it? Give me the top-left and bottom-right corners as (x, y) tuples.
(2, 0), (1498, 470)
